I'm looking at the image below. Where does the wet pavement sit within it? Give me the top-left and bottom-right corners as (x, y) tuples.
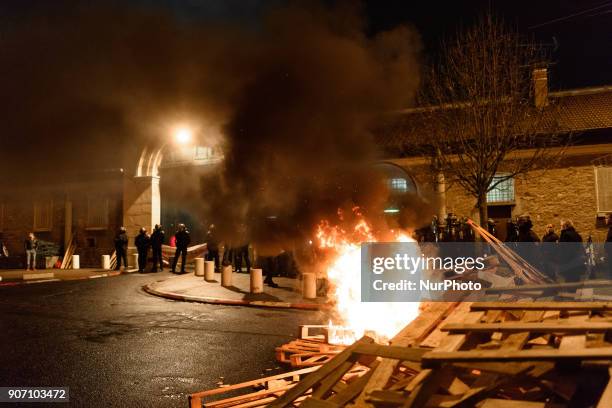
(0, 271), (325, 407)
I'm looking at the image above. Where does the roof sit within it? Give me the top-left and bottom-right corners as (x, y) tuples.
(378, 85), (612, 152)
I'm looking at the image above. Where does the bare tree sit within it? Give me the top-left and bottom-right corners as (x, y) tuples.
(413, 16), (566, 227)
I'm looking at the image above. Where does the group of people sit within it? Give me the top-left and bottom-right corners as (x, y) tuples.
(114, 224), (191, 273)
(419, 213), (612, 282)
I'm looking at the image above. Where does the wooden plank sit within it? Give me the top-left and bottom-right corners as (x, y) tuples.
(191, 366), (318, 398)
(352, 302), (458, 408)
(351, 344), (428, 362)
(479, 399), (547, 408)
(299, 397), (339, 408)
(267, 337), (374, 408)
(441, 321), (612, 333)
(422, 347), (612, 367)
(472, 302), (612, 312)
(597, 365), (612, 408)
(311, 361), (354, 400)
(328, 362), (379, 406)
(403, 305), (484, 408)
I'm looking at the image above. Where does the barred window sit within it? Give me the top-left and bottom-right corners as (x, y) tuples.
(487, 175), (515, 203)
(87, 196), (109, 229)
(33, 200), (53, 231)
(388, 178), (408, 192)
(595, 167), (612, 213)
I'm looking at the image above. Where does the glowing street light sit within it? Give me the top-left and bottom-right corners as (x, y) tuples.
(173, 126), (193, 145)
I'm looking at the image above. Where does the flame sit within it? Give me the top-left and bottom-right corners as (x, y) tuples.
(316, 212), (420, 345)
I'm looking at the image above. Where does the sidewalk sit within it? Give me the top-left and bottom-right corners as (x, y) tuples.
(144, 272), (330, 310)
(0, 268), (123, 285)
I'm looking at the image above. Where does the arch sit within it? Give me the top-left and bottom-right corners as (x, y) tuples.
(373, 161), (419, 195)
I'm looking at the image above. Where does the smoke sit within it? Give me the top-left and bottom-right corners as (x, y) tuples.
(204, 3), (422, 252)
(0, 1), (422, 251)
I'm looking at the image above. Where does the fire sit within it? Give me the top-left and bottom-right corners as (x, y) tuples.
(316, 212), (421, 345)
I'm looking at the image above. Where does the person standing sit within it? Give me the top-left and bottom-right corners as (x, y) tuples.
(150, 224), (165, 272)
(114, 227), (129, 271)
(135, 227), (150, 273)
(559, 220), (584, 283)
(233, 223), (250, 273)
(24, 232), (38, 271)
(171, 224), (191, 274)
(205, 224), (219, 271)
(542, 224), (559, 280)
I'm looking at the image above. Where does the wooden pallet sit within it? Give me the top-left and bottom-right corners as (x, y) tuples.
(276, 339), (345, 367)
(254, 301), (612, 408)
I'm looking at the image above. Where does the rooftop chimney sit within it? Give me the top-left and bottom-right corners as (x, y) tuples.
(532, 68), (548, 108)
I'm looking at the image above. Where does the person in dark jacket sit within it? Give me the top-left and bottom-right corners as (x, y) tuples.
(558, 220), (584, 283)
(114, 227), (129, 271)
(517, 215), (540, 242)
(605, 215), (612, 278)
(542, 224), (559, 280)
(516, 215), (540, 271)
(234, 224), (251, 273)
(205, 224), (220, 271)
(171, 224), (191, 274)
(150, 224), (165, 272)
(505, 218), (519, 242)
(135, 227), (151, 273)
(24, 232), (38, 271)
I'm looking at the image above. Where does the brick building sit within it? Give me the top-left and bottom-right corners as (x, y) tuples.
(381, 79), (612, 241)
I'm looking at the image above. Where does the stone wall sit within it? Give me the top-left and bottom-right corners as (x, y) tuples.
(0, 176), (123, 268)
(394, 157), (609, 242)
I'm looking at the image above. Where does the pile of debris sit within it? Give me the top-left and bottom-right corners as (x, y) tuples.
(190, 291), (612, 408)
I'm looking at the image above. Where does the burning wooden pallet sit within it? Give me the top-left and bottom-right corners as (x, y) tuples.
(263, 301), (612, 408)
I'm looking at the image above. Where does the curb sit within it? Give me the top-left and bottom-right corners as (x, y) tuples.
(143, 281), (329, 311)
(0, 270), (122, 287)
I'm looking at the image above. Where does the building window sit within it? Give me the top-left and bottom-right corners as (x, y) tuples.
(33, 200), (53, 232)
(87, 196), (109, 230)
(487, 175), (514, 204)
(595, 167), (612, 213)
(388, 178), (408, 192)
(195, 146), (212, 160)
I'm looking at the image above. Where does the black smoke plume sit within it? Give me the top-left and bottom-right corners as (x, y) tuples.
(0, 1), (422, 251)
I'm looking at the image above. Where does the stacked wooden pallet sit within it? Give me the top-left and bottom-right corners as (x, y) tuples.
(276, 338), (345, 368)
(275, 325), (346, 368)
(190, 298), (612, 408)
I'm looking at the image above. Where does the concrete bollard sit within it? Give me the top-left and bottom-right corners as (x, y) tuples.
(250, 268), (263, 294)
(131, 253), (138, 269)
(102, 255), (111, 270)
(302, 272), (317, 299)
(194, 258), (205, 276)
(72, 255), (80, 270)
(204, 261), (215, 281)
(221, 265), (233, 287)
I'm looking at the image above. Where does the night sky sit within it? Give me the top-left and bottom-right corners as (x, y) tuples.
(1, 1), (610, 88)
(128, 0), (612, 88)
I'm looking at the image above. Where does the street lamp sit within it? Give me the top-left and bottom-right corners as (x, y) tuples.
(173, 126), (193, 145)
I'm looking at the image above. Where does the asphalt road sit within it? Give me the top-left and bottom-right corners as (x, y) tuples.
(0, 272), (325, 407)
